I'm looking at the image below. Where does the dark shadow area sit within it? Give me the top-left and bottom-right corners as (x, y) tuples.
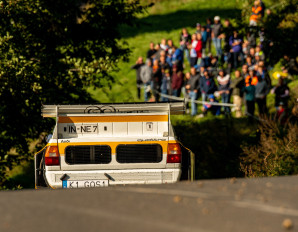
(120, 8), (241, 38)
(4, 161), (35, 189)
(173, 117), (258, 180)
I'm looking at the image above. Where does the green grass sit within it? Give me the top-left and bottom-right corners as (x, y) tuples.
(89, 0), (241, 103)
(5, 0), (297, 188)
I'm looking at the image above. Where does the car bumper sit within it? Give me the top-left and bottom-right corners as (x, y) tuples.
(44, 168), (181, 189)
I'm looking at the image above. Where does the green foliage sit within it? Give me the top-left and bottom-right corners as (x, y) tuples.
(0, 0), (147, 185)
(172, 116), (258, 179)
(237, 0), (298, 65)
(240, 120), (298, 177)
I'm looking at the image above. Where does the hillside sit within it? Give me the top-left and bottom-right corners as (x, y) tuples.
(89, 0), (242, 102)
(4, 0), (297, 188)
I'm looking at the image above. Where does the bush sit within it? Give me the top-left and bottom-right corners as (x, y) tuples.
(240, 119), (298, 177)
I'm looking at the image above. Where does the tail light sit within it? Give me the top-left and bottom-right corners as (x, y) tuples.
(167, 143), (182, 163)
(45, 146), (60, 166)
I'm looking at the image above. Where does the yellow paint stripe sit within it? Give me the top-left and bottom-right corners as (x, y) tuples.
(58, 115), (168, 123)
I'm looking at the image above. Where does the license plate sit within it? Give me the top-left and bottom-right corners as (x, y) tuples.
(62, 180), (109, 188)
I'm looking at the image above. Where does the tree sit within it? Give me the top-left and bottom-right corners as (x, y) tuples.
(0, 0), (147, 186)
(237, 0), (298, 65)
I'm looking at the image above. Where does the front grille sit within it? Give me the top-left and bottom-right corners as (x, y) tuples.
(65, 145), (111, 165)
(116, 144), (162, 163)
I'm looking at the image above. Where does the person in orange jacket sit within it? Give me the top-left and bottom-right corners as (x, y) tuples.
(249, 0), (263, 26)
(245, 69), (258, 86)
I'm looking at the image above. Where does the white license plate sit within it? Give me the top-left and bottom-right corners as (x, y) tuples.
(62, 180), (109, 188)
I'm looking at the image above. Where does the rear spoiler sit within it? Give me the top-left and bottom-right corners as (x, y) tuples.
(42, 101), (185, 117)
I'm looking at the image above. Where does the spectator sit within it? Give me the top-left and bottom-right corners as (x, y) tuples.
(160, 69), (171, 102)
(245, 31), (256, 52)
(180, 28), (191, 63)
(230, 70), (245, 118)
(242, 42), (249, 59)
(183, 72), (191, 113)
(242, 64), (249, 79)
(160, 38), (169, 51)
(153, 44), (162, 61)
(217, 69), (231, 114)
(249, 0), (263, 26)
(243, 77), (256, 120)
(222, 19), (234, 63)
(271, 78), (290, 109)
(189, 33), (198, 67)
(245, 69), (258, 86)
(147, 42), (156, 61)
(282, 55), (298, 76)
(185, 67), (200, 116)
(260, 0), (266, 17)
(195, 33), (203, 66)
(152, 59), (162, 102)
(196, 23), (202, 34)
(201, 26), (208, 57)
(208, 55), (219, 76)
(203, 94), (221, 116)
(171, 46), (184, 70)
(131, 56), (145, 99)
(200, 70), (217, 101)
(171, 65), (184, 97)
(167, 39), (174, 55)
(212, 16), (223, 57)
(256, 64), (271, 88)
(245, 55), (255, 70)
(206, 18), (213, 53)
(249, 47), (256, 63)
(255, 75), (270, 116)
(159, 55), (170, 70)
(229, 30), (244, 70)
(255, 45), (265, 60)
(140, 59), (153, 102)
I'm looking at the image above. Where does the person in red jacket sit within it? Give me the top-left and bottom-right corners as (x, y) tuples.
(195, 33), (203, 66)
(171, 65), (184, 97)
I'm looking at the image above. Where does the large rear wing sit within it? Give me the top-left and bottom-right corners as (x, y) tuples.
(42, 101), (185, 117)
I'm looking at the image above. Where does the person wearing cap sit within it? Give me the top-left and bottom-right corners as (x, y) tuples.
(202, 94), (221, 116)
(212, 16), (223, 57)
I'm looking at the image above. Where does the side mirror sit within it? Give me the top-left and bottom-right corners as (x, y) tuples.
(46, 134), (53, 143)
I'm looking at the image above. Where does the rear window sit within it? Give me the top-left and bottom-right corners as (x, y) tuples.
(65, 145), (111, 165)
(116, 144), (162, 163)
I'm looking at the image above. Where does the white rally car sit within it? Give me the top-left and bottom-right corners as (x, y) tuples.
(35, 102), (188, 189)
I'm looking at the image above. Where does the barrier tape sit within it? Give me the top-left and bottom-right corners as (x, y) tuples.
(158, 92), (237, 107)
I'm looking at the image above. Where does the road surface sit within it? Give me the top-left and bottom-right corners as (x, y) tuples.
(1, 175), (298, 232)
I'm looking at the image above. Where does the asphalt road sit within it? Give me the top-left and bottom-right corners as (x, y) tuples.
(1, 175), (298, 232)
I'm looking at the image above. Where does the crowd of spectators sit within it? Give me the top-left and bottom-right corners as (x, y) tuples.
(131, 0), (296, 120)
